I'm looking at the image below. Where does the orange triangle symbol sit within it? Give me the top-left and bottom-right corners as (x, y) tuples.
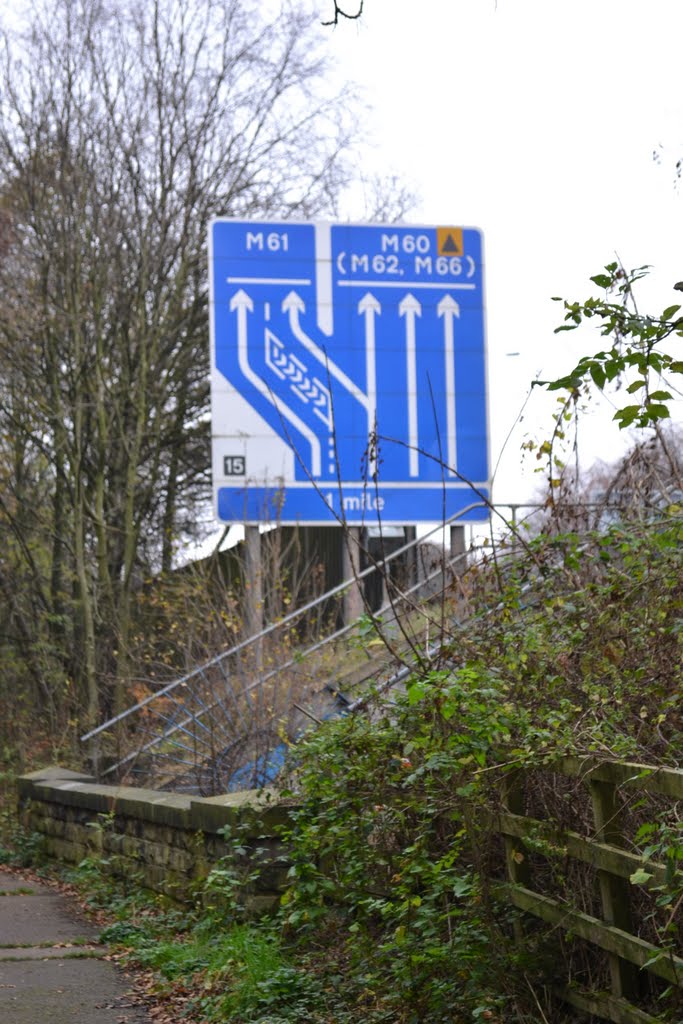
(442, 234), (460, 254)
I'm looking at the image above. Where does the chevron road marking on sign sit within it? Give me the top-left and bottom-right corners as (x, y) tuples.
(265, 331), (333, 430)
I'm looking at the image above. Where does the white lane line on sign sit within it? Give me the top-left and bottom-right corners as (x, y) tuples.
(337, 280), (476, 290)
(227, 277), (312, 286)
(315, 223), (333, 337)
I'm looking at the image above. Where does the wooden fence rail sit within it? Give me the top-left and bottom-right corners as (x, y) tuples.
(494, 757), (683, 1024)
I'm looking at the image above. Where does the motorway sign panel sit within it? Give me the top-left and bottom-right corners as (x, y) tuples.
(209, 220), (489, 525)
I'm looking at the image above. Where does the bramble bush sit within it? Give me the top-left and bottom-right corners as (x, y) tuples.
(276, 512), (683, 1022)
(58, 518), (683, 1022)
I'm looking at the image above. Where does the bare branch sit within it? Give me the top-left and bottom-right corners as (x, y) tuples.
(322, 1), (364, 27)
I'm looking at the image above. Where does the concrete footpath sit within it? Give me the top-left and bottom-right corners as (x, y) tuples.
(0, 868), (152, 1023)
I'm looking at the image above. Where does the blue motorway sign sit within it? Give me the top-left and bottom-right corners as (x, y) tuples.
(209, 220), (489, 525)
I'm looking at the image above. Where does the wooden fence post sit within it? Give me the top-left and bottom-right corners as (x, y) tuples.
(502, 770), (532, 886)
(588, 777), (640, 1002)
(502, 770), (531, 943)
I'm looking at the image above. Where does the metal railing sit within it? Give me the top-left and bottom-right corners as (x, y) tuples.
(82, 503), (502, 791)
(83, 499), (618, 794)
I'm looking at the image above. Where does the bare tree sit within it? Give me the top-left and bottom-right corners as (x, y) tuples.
(530, 425), (683, 536)
(0, 0), (367, 737)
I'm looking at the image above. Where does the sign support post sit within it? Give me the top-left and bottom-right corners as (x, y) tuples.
(342, 527), (365, 625)
(244, 526), (263, 668)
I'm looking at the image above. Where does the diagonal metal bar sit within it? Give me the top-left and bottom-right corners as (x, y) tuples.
(138, 542), (478, 765)
(82, 502), (488, 743)
(99, 521), (489, 775)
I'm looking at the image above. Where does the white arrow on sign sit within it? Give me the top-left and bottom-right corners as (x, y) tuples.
(399, 293), (422, 478)
(283, 289), (381, 476)
(437, 294), (460, 476)
(230, 289), (322, 476)
(358, 292), (380, 476)
(282, 292), (372, 412)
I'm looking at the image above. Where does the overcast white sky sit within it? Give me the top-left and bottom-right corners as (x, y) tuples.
(324, 0), (683, 506)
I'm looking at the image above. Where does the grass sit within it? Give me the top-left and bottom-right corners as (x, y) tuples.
(58, 856), (402, 1023)
(137, 924), (321, 1020)
(55, 859), (329, 1023)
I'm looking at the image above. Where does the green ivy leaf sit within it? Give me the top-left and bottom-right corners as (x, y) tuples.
(644, 403), (670, 421)
(629, 868), (653, 886)
(589, 364), (606, 389)
(613, 405), (641, 428)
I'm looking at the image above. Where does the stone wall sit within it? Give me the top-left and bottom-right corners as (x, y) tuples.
(17, 766), (292, 907)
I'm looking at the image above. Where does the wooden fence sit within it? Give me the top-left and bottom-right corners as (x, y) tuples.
(494, 757), (683, 1024)
(19, 757), (683, 1021)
